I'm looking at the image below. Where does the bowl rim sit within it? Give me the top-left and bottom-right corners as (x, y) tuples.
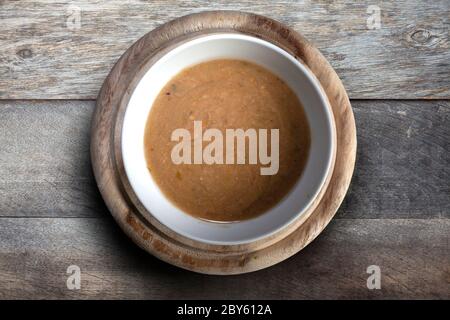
(119, 32), (337, 245)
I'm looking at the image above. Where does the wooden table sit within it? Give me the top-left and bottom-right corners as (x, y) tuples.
(0, 1), (448, 299)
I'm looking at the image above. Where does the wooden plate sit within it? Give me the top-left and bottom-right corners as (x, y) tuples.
(91, 11), (356, 274)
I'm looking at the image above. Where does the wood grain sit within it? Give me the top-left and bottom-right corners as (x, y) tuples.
(0, 1), (448, 99)
(0, 100), (108, 218)
(0, 217), (447, 299)
(341, 100), (450, 218)
(0, 100), (447, 219)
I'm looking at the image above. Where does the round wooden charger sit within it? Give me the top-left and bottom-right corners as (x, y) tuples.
(91, 11), (356, 275)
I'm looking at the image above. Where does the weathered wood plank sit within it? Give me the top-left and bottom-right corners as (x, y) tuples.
(341, 100), (450, 218)
(0, 218), (447, 299)
(0, 100), (108, 217)
(0, 1), (448, 99)
(0, 100), (448, 218)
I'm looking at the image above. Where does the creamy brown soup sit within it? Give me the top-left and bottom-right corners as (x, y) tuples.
(144, 59), (310, 222)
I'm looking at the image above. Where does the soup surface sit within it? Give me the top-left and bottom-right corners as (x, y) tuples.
(144, 59), (310, 222)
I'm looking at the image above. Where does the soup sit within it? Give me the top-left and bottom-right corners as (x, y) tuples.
(144, 59), (310, 222)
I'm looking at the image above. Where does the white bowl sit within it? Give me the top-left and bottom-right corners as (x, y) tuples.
(121, 33), (336, 245)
